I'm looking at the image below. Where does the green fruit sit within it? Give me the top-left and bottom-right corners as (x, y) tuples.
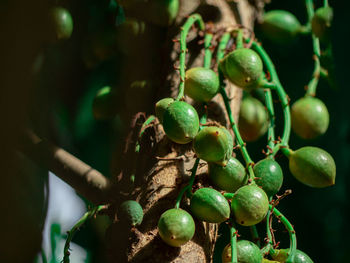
(239, 96), (268, 142)
(220, 48), (263, 88)
(193, 126), (233, 166)
(262, 260), (279, 263)
(222, 240), (263, 263)
(289, 146), (336, 188)
(190, 188), (230, 223)
(119, 200), (143, 226)
(253, 158), (283, 197)
(155, 98), (174, 123)
(231, 185), (269, 226)
(312, 7), (333, 43)
(157, 208), (195, 247)
(184, 67), (220, 102)
(272, 248), (314, 263)
(291, 97), (329, 139)
(260, 10), (301, 44)
(92, 86), (118, 120)
(209, 157), (247, 192)
(49, 7), (73, 40)
(163, 101), (199, 144)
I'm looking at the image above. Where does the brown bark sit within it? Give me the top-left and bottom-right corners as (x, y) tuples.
(107, 1), (258, 262)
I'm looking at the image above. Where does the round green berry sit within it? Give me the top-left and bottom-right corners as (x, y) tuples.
(185, 67), (220, 102)
(190, 188), (230, 223)
(291, 97), (329, 139)
(119, 200), (143, 226)
(49, 7), (73, 41)
(163, 101), (199, 144)
(260, 10), (302, 44)
(272, 248), (314, 263)
(231, 185), (269, 226)
(312, 6), (333, 44)
(193, 126), (233, 166)
(253, 158), (283, 197)
(222, 240), (263, 263)
(92, 86), (118, 120)
(157, 208), (195, 247)
(288, 146), (336, 188)
(220, 48), (263, 88)
(209, 157), (247, 192)
(155, 98), (174, 123)
(238, 96), (268, 142)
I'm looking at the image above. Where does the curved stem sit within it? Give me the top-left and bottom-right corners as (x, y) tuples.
(270, 205), (297, 263)
(230, 222), (238, 263)
(204, 33), (213, 69)
(63, 205), (106, 263)
(264, 88), (276, 156)
(135, 115), (156, 153)
(235, 29), (244, 49)
(176, 14), (205, 100)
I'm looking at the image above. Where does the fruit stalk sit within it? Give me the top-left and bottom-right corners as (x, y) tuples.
(176, 14), (205, 100)
(204, 33), (213, 69)
(230, 222), (238, 263)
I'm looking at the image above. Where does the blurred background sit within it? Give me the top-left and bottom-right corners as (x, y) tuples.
(0, 0), (348, 262)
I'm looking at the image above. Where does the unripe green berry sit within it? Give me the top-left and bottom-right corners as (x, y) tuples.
(184, 67), (219, 102)
(312, 6), (333, 44)
(209, 157), (247, 192)
(288, 146), (336, 188)
(193, 126), (233, 166)
(253, 158), (283, 197)
(155, 97), (174, 123)
(157, 208), (195, 247)
(238, 96), (268, 142)
(92, 86), (118, 120)
(119, 200), (143, 226)
(291, 97), (329, 139)
(220, 48), (263, 88)
(49, 7), (73, 41)
(222, 240), (263, 263)
(231, 185), (269, 226)
(272, 248), (314, 263)
(260, 10), (302, 44)
(163, 101), (199, 144)
(190, 188), (230, 223)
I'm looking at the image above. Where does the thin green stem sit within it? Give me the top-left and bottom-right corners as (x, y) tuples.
(176, 14), (205, 100)
(204, 33), (214, 69)
(41, 248), (48, 263)
(324, 0), (329, 7)
(223, 192), (235, 199)
(235, 29), (244, 49)
(264, 88), (276, 155)
(135, 115), (156, 153)
(62, 205), (105, 263)
(216, 32), (231, 62)
(230, 222), (238, 263)
(250, 225), (261, 247)
(270, 205), (297, 263)
(305, 0), (321, 97)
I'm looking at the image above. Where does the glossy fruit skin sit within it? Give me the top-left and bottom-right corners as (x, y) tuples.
(155, 98), (174, 123)
(260, 10), (301, 44)
(253, 158), (283, 197)
(220, 48), (263, 88)
(222, 240), (263, 263)
(163, 101), (199, 144)
(92, 86), (118, 120)
(190, 188), (230, 223)
(157, 208), (195, 247)
(49, 7), (73, 40)
(193, 126), (233, 166)
(231, 185), (269, 226)
(185, 67), (220, 102)
(289, 146), (336, 188)
(312, 7), (333, 43)
(272, 248), (314, 263)
(291, 97), (329, 139)
(239, 96), (268, 142)
(209, 157), (247, 192)
(119, 200), (143, 226)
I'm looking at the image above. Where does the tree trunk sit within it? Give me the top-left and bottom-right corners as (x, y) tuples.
(107, 1), (259, 262)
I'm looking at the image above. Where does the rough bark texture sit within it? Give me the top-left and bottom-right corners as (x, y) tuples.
(107, 1), (258, 262)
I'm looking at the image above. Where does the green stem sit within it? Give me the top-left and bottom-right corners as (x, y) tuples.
(204, 33), (214, 69)
(270, 205), (297, 263)
(216, 32), (231, 62)
(264, 88), (276, 155)
(235, 29), (244, 49)
(230, 222), (238, 263)
(250, 225), (261, 247)
(176, 14), (205, 100)
(324, 0), (329, 7)
(135, 115), (156, 153)
(41, 248), (48, 263)
(305, 0), (321, 97)
(223, 192), (235, 199)
(63, 205), (105, 263)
